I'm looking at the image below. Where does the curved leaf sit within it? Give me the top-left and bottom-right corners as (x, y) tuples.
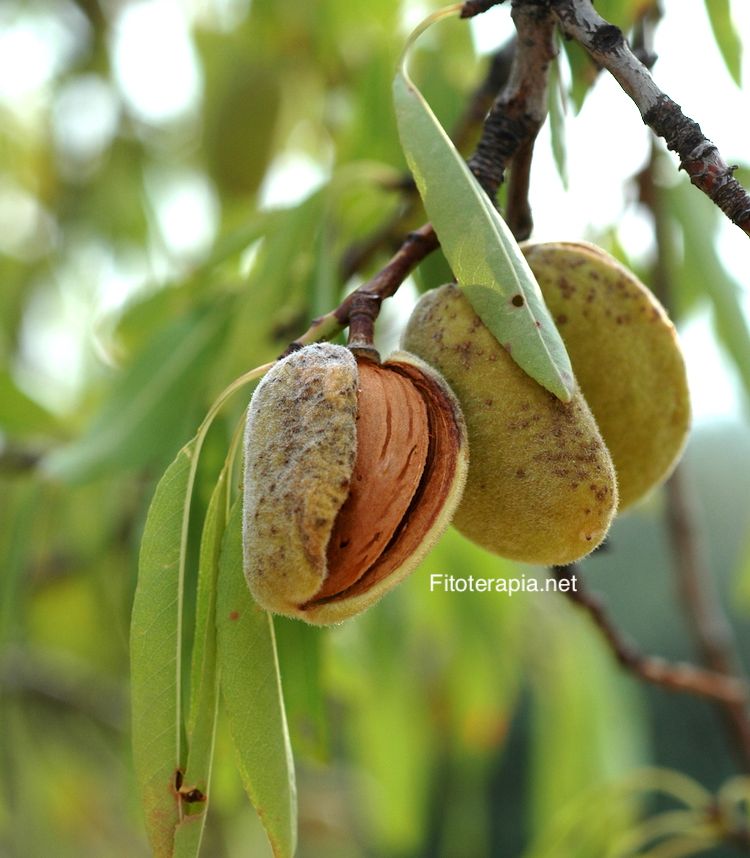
(131, 441), (197, 858)
(216, 502), (297, 858)
(131, 364), (269, 857)
(393, 43), (574, 401)
(705, 0), (742, 87)
(45, 305), (227, 483)
(668, 179), (750, 403)
(173, 467), (230, 858)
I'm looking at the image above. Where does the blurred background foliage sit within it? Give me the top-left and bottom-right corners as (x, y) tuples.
(2, 0), (750, 855)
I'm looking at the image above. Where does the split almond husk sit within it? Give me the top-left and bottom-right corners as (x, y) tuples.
(242, 342), (468, 625)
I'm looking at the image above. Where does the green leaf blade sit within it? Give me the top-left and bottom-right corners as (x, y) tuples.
(131, 442), (197, 858)
(393, 70), (574, 401)
(274, 617), (328, 761)
(172, 467), (230, 858)
(705, 0), (742, 86)
(216, 503), (297, 858)
(667, 179), (750, 404)
(45, 304), (227, 483)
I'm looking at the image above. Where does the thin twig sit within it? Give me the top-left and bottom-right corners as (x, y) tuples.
(550, 0), (750, 236)
(0, 645), (127, 730)
(552, 565), (748, 706)
(285, 225), (439, 355)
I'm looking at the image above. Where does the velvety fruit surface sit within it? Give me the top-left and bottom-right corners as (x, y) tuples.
(403, 284), (618, 565)
(524, 241), (691, 510)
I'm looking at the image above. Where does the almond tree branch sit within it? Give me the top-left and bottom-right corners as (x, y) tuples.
(468, 2), (555, 203)
(469, 2), (557, 239)
(549, 0), (750, 237)
(552, 565), (748, 707)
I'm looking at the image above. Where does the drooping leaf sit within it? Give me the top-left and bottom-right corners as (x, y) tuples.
(668, 179), (750, 403)
(559, 37), (598, 114)
(172, 467), (230, 858)
(131, 441), (198, 858)
(594, 0), (655, 33)
(274, 617), (328, 760)
(548, 57), (569, 190)
(45, 304), (228, 483)
(216, 194), (326, 386)
(216, 502), (297, 858)
(705, 0), (742, 87)
(393, 33), (574, 401)
(413, 245), (456, 295)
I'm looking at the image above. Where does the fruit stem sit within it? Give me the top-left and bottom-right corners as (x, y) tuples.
(346, 291), (382, 361)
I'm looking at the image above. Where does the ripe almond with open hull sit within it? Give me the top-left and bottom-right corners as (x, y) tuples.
(402, 284), (618, 566)
(522, 241), (691, 510)
(242, 342), (468, 625)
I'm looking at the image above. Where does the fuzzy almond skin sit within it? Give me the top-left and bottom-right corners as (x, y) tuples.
(300, 351), (468, 624)
(242, 343), (358, 615)
(523, 241), (691, 510)
(402, 285), (618, 565)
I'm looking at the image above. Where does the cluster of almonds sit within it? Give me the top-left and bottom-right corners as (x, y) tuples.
(242, 242), (691, 624)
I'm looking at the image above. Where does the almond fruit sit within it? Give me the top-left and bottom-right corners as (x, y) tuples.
(242, 342), (468, 624)
(402, 284), (618, 565)
(523, 241), (691, 510)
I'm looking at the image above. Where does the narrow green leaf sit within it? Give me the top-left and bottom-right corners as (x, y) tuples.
(216, 503), (297, 858)
(393, 48), (574, 401)
(130, 363), (267, 858)
(558, 38), (596, 115)
(668, 180), (750, 403)
(216, 194), (325, 387)
(173, 468), (229, 858)
(45, 304), (227, 483)
(548, 57), (569, 190)
(274, 617), (328, 760)
(705, 0), (742, 86)
(187, 470), (228, 738)
(131, 441), (197, 858)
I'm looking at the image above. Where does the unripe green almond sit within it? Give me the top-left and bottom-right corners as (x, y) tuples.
(522, 241), (691, 510)
(402, 285), (618, 565)
(242, 342), (468, 625)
